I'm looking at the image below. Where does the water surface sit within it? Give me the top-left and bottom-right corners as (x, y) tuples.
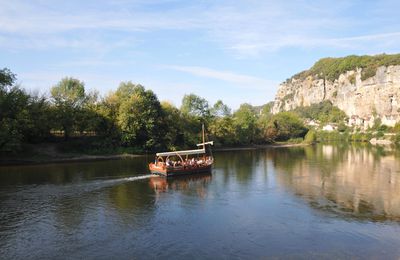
(1, 144), (400, 259)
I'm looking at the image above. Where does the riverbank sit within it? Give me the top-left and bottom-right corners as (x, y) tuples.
(214, 142), (311, 152)
(0, 142), (313, 166)
(0, 143), (146, 166)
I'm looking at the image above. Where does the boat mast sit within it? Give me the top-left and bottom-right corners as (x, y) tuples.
(202, 124), (205, 160)
(202, 124), (205, 150)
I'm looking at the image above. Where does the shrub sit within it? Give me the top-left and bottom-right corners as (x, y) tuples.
(303, 130), (317, 144)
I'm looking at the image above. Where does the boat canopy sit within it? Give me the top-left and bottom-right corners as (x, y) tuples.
(156, 148), (206, 157)
(196, 141), (214, 147)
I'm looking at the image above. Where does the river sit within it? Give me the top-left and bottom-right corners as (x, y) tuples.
(1, 144), (400, 259)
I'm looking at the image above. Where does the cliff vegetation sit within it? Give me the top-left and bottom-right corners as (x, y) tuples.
(291, 53), (400, 81)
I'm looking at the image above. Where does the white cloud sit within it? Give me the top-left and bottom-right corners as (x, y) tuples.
(1, 0), (400, 56)
(165, 65), (277, 90)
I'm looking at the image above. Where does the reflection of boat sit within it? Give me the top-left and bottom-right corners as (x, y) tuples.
(149, 125), (213, 177)
(149, 173), (212, 192)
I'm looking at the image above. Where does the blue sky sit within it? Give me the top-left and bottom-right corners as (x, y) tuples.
(2, 0), (400, 109)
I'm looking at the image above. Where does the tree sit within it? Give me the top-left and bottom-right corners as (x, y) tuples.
(161, 101), (185, 149)
(51, 77), (86, 139)
(233, 103), (258, 144)
(211, 100), (231, 117)
(0, 68), (43, 151)
(209, 116), (236, 145)
(24, 93), (53, 142)
(181, 93), (210, 119)
(116, 82), (165, 150)
(0, 68), (16, 90)
(269, 112), (308, 141)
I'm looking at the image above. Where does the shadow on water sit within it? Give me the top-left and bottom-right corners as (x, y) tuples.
(269, 143), (400, 222)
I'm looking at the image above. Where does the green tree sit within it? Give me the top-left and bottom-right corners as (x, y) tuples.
(24, 93), (53, 142)
(233, 103), (258, 144)
(303, 129), (316, 144)
(269, 112), (308, 141)
(294, 101), (346, 124)
(0, 68), (16, 90)
(181, 93), (210, 119)
(116, 82), (165, 150)
(161, 101), (185, 149)
(211, 100), (231, 117)
(209, 116), (236, 145)
(51, 77), (86, 139)
(0, 68), (32, 151)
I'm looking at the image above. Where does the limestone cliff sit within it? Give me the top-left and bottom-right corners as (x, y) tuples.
(272, 65), (400, 127)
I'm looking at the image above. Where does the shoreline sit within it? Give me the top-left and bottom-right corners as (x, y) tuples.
(0, 143), (311, 167)
(214, 142), (311, 151)
(0, 153), (145, 167)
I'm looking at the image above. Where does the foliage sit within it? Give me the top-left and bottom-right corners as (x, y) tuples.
(233, 103), (258, 144)
(211, 100), (231, 117)
(181, 93), (210, 119)
(316, 131), (349, 142)
(292, 54), (400, 82)
(337, 122), (348, 132)
(294, 101), (347, 124)
(265, 112), (308, 141)
(0, 68), (16, 90)
(303, 130), (316, 144)
(209, 116), (236, 146)
(115, 82), (166, 150)
(393, 122), (400, 133)
(51, 77), (87, 139)
(1, 68), (323, 154)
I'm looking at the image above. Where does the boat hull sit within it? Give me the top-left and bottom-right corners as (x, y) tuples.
(149, 163), (212, 177)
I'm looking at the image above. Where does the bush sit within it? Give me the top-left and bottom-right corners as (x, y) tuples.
(303, 130), (316, 144)
(269, 112), (308, 141)
(294, 101), (347, 124)
(376, 131), (385, 138)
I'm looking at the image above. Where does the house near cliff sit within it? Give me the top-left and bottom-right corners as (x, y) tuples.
(322, 124), (336, 131)
(363, 116), (375, 129)
(305, 119), (320, 127)
(347, 115), (374, 130)
(382, 114), (399, 127)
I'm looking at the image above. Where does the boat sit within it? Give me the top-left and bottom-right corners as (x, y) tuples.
(149, 125), (214, 177)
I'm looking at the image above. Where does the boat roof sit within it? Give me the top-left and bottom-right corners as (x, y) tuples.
(156, 148), (206, 157)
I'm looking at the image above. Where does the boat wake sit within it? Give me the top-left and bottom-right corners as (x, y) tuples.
(115, 174), (158, 182)
(83, 174), (158, 188)
(3, 174), (159, 204)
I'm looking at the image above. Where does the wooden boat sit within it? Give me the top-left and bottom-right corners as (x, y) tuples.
(149, 125), (213, 177)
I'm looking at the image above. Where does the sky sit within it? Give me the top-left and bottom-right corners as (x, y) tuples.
(2, 0), (400, 109)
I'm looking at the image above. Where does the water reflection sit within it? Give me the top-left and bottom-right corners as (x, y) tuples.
(149, 174), (212, 199)
(2, 145), (400, 259)
(271, 144), (400, 221)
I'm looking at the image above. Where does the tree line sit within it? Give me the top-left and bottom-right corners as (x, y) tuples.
(0, 68), (309, 154)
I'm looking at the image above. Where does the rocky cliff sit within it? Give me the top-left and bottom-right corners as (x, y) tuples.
(272, 62), (400, 127)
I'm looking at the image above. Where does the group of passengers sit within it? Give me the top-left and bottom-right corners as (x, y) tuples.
(165, 156), (212, 168)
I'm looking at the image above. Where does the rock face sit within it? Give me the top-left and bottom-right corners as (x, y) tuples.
(272, 65), (400, 127)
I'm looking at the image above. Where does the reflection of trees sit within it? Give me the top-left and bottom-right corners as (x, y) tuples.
(0, 157), (148, 186)
(0, 157), (153, 235)
(214, 150), (264, 185)
(273, 144), (400, 221)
